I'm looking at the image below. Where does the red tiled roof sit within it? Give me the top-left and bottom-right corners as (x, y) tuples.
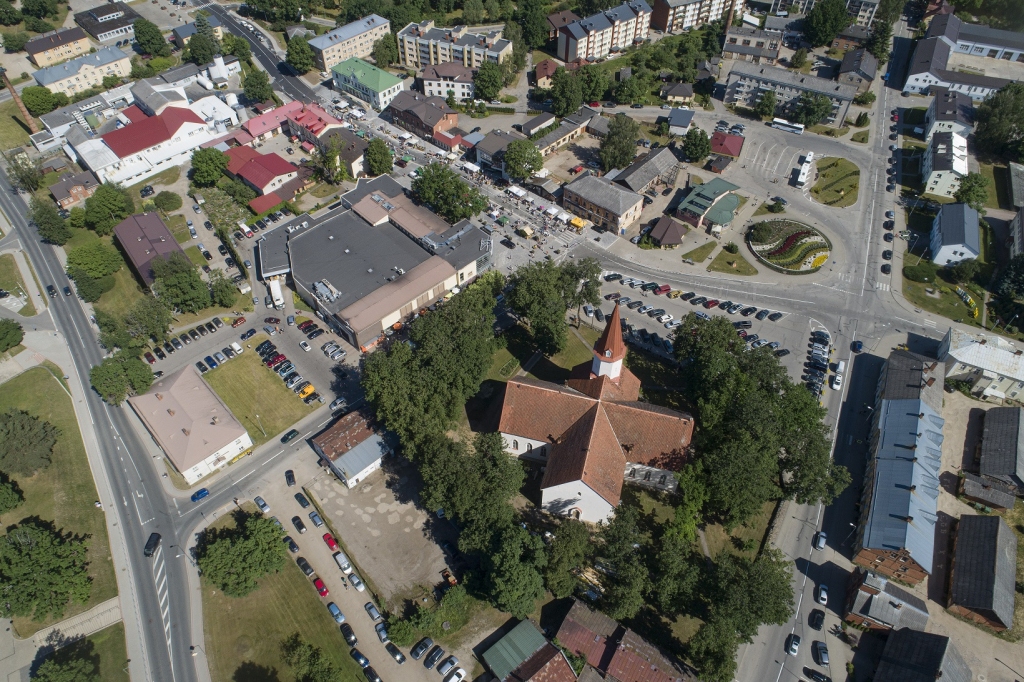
(225, 145), (261, 174)
(287, 103), (341, 137)
(498, 378), (595, 445)
(121, 105), (148, 123)
(249, 192), (283, 214)
(543, 403), (628, 506)
(535, 59), (559, 80)
(593, 303), (626, 363)
(102, 108), (205, 157)
(235, 152), (296, 191)
(508, 644), (577, 682)
(710, 131), (744, 157)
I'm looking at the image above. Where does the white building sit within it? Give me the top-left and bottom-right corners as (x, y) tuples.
(929, 203), (980, 265)
(421, 62), (476, 101)
(651, 0), (742, 34)
(924, 86), (973, 141)
(557, 0), (652, 63)
(128, 367), (253, 485)
(331, 58), (406, 111)
(922, 131), (968, 199)
(939, 327), (1024, 402)
(32, 46), (131, 97)
(311, 409), (392, 488)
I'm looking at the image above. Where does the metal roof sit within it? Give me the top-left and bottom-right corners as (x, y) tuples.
(1010, 161), (1024, 208)
(943, 326), (1024, 385)
(849, 570), (930, 631)
(34, 46), (128, 86)
(950, 514), (1018, 629)
(874, 629), (972, 682)
(614, 147), (677, 192)
(934, 202), (980, 252)
(309, 14), (388, 51)
(482, 620), (547, 681)
(979, 406), (1024, 483)
(727, 63), (857, 100)
(565, 173), (643, 217)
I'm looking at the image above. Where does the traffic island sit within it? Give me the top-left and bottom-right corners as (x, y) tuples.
(747, 219), (831, 274)
(810, 157), (860, 208)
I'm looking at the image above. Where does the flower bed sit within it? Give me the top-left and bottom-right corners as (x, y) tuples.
(747, 219), (831, 274)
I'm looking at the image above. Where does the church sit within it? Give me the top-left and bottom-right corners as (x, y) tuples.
(497, 304), (694, 523)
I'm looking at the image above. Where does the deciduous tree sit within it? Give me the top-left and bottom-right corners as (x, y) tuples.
(789, 48), (807, 69)
(578, 64), (609, 102)
(281, 634), (338, 682)
(0, 408), (58, 476)
(197, 512), (287, 597)
(544, 518), (590, 598)
(0, 474), (23, 519)
(1, 31), (29, 51)
(502, 139), (542, 181)
(242, 69), (273, 103)
(0, 520), (91, 621)
(754, 90), (777, 119)
(187, 32), (216, 66)
(84, 183), (134, 236)
(209, 270), (237, 308)
(365, 138), (393, 176)
(153, 252), (211, 313)
(600, 113), (640, 171)
(596, 505), (649, 620)
(411, 162), (487, 223)
(462, 0), (485, 24)
(486, 523), (547, 618)
(975, 82), (1024, 161)
(506, 258), (602, 354)
(953, 172), (989, 212)
(551, 67), (582, 116)
(122, 297), (172, 344)
(473, 59), (504, 101)
(152, 191), (182, 212)
(7, 154), (41, 192)
(613, 75), (647, 104)
(134, 18), (171, 57)
(372, 33), (399, 67)
(950, 258), (981, 284)
(793, 92), (834, 126)
(190, 147), (228, 187)
(517, 0), (549, 49)
(89, 351), (153, 404)
(683, 127), (711, 163)
(20, 86), (60, 116)
(286, 36), (314, 74)
(0, 2), (22, 26)
(31, 197), (72, 245)
(32, 655), (99, 682)
(804, 0), (851, 46)
(66, 241), (122, 279)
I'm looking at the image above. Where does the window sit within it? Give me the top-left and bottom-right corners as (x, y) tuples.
(526, 443), (532, 452)
(512, 439), (518, 450)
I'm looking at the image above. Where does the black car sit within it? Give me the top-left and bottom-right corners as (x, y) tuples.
(350, 648), (370, 667)
(809, 609), (825, 631)
(241, 328), (256, 340)
(285, 470), (296, 487)
(741, 306), (757, 316)
(884, 232), (894, 242)
(196, 361), (208, 373)
(680, 291), (695, 300)
(297, 557), (314, 576)
(882, 250), (892, 260)
(411, 638), (434, 660)
(212, 317), (224, 328)
(218, 245), (228, 256)
(291, 516), (307, 534)
(768, 312), (784, 321)
(733, 320), (752, 329)
(631, 103), (643, 108)
(46, 285), (57, 298)
(283, 536), (299, 553)
(189, 329), (201, 341)
(755, 309), (770, 320)
(363, 668), (382, 682)
(424, 646), (445, 669)
(308, 329), (325, 340)
(881, 263), (891, 274)
(295, 492), (310, 508)
(63, 285), (72, 296)
(341, 623), (358, 646)
(205, 221), (214, 231)
(197, 325), (208, 337)
(774, 349), (790, 358)
(205, 322), (217, 333)
(385, 642), (406, 664)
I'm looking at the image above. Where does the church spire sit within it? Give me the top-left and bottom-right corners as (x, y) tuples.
(591, 303), (626, 379)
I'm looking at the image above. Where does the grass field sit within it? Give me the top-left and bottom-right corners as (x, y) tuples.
(528, 327), (595, 383)
(63, 229), (147, 319)
(171, 292), (252, 330)
(851, 130), (869, 143)
(203, 334), (315, 446)
(0, 99), (38, 151)
(681, 242), (717, 262)
(201, 512), (364, 682)
(979, 162), (1012, 210)
(808, 125), (850, 138)
(34, 622), (131, 682)
(166, 214), (191, 244)
(185, 246), (207, 267)
(810, 158), (860, 208)
(0, 367), (117, 637)
(752, 203), (785, 217)
(707, 249), (758, 276)
(0, 253), (35, 315)
(703, 501), (775, 559)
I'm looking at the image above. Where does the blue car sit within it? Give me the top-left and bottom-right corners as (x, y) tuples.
(327, 602), (345, 623)
(191, 488), (210, 502)
(852, 340), (864, 353)
(204, 355), (218, 369)
(241, 328), (256, 340)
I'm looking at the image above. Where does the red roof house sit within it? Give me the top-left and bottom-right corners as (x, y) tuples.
(225, 147), (298, 196)
(248, 192), (284, 214)
(101, 108), (206, 158)
(710, 131), (744, 158)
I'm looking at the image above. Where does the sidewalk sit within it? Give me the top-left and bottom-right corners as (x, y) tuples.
(31, 598), (121, 650)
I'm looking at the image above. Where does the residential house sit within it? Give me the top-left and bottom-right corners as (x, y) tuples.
(497, 306), (692, 522)
(283, 102), (346, 151)
(979, 407), (1024, 492)
(172, 15), (224, 49)
(33, 46), (131, 96)
(722, 26), (781, 64)
(311, 408), (393, 488)
(923, 86), (973, 141)
(648, 214), (687, 246)
(318, 127), (369, 178)
(387, 91), (458, 140)
(613, 146), (676, 193)
(710, 131), (744, 157)
(904, 35), (1011, 101)
(534, 58), (559, 89)
(546, 10), (580, 40)
(74, 2), (140, 43)
(521, 112), (557, 138)
(843, 569), (930, 631)
(308, 14), (390, 72)
(660, 82), (694, 104)
(481, 620), (576, 682)
(128, 367), (253, 485)
(48, 171), (99, 208)
(244, 100), (307, 141)
(852, 350), (944, 587)
(651, 0), (743, 34)
(837, 47), (877, 94)
(112, 213), (188, 288)
(432, 127), (464, 152)
(725, 64), (856, 128)
(666, 107), (694, 135)
(939, 326), (1024, 401)
(674, 177), (740, 234)
(563, 173), (644, 234)
(709, 156), (731, 173)
(922, 131), (968, 198)
(947, 514), (1018, 631)
(832, 24), (870, 51)
(25, 28), (91, 68)
(696, 58), (720, 81)
(421, 62), (476, 101)
(331, 58), (406, 111)
(873, 629), (972, 682)
(557, 1), (652, 63)
(929, 202), (979, 265)
(225, 147), (298, 196)
(397, 20), (512, 69)
(475, 129), (527, 178)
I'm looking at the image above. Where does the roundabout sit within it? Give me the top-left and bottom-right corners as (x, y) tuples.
(747, 219), (832, 274)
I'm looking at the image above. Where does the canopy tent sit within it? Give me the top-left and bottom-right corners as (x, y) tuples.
(557, 212), (571, 223)
(497, 216), (510, 225)
(570, 216), (586, 229)
(447, 153), (458, 161)
(464, 162), (480, 173)
(545, 206), (558, 216)
(399, 132), (413, 140)
(508, 186), (526, 198)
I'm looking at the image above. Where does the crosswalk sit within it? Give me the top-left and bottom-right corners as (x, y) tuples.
(875, 282), (890, 291)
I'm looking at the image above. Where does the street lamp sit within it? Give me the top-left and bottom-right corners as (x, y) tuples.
(841, 522), (857, 546)
(254, 413), (266, 437)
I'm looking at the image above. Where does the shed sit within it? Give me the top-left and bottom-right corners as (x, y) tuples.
(948, 514), (1018, 631)
(959, 472), (1016, 510)
(648, 214), (687, 246)
(482, 620), (548, 682)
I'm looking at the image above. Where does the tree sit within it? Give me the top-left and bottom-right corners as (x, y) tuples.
(286, 36), (314, 74)
(197, 512), (286, 597)
(221, 178), (257, 204)
(90, 352), (153, 404)
(544, 519), (590, 598)
(84, 184), (134, 236)
(32, 655), (99, 682)
(950, 258), (981, 284)
(854, 91), (876, 105)
(484, 0), (501, 21)
(473, 60), (504, 101)
(68, 207), (85, 230)
(865, 20), (892, 63)
(486, 524), (546, 618)
(462, 0), (485, 23)
(793, 92), (834, 126)
(789, 48), (807, 69)
(0, 475), (23, 519)
(243, 69), (273, 103)
(0, 520), (91, 621)
(365, 138), (393, 176)
(193, 14), (220, 51)
(153, 252), (211, 313)
(372, 33), (399, 67)
(66, 241), (122, 279)
(152, 191), (182, 212)
(651, 531), (702, 616)
(577, 64), (609, 102)
(503, 139), (542, 181)
(31, 197), (71, 245)
(804, 0), (851, 46)
(682, 127), (711, 163)
(0, 1), (22, 26)
(613, 75), (647, 105)
(21, 86), (59, 116)
(411, 163), (488, 223)
(122, 297), (172, 345)
(975, 82), (1024, 161)
(20, 0), (56, 18)
(754, 90), (777, 119)
(855, 111), (870, 126)
(953, 172), (989, 212)
(599, 113), (640, 171)
(186, 32), (216, 66)
(7, 155), (41, 192)
(0, 319), (22, 353)
(133, 18), (170, 57)
(517, 0), (549, 49)
(2, 31), (29, 52)
(551, 67), (583, 117)
(998, 253), (1024, 299)
(190, 147), (228, 187)
(0, 408), (59, 476)
(209, 271), (237, 308)
(222, 33), (250, 63)
(596, 505), (649, 620)
(281, 634), (339, 682)
(506, 258), (602, 354)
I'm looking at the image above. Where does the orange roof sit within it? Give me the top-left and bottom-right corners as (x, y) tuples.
(543, 403), (628, 506)
(593, 303), (626, 363)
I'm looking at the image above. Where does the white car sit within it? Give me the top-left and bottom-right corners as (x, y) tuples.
(300, 341), (311, 352)
(443, 669), (467, 682)
(666, 320), (682, 329)
(657, 314), (673, 323)
(817, 584), (828, 605)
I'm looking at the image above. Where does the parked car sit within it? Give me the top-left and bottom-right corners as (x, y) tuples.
(424, 646), (446, 669)
(786, 633), (800, 656)
(296, 557), (314, 577)
(385, 642), (406, 664)
(294, 493), (310, 508)
(411, 638), (434, 660)
(364, 602), (382, 621)
(283, 536), (299, 553)
(314, 578), (329, 597)
(813, 531), (827, 550)
(254, 496), (270, 513)
(327, 602), (346, 623)
(291, 516), (307, 534)
(375, 623), (389, 643)
(341, 623), (358, 646)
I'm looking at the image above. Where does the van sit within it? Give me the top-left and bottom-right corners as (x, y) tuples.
(835, 360), (846, 375)
(237, 220), (253, 238)
(144, 532), (161, 557)
(299, 383), (316, 399)
(230, 342), (244, 355)
(333, 551), (353, 573)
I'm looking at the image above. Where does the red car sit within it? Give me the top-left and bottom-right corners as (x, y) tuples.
(704, 299), (719, 308)
(589, 101), (600, 108)
(265, 353), (285, 367)
(144, 352), (157, 364)
(298, 321), (315, 331)
(737, 329), (747, 338)
(231, 316), (246, 328)
(314, 578), (329, 597)
(323, 533), (339, 551)
(265, 317), (281, 324)
(605, 292), (620, 300)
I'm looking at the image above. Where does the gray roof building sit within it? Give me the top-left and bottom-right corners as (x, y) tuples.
(614, 147), (677, 193)
(928, 12), (1024, 52)
(74, 2), (140, 41)
(172, 14), (222, 42)
(959, 472), (1017, 510)
(564, 173), (643, 218)
(48, 170), (99, 204)
(839, 48), (877, 80)
(311, 408), (393, 487)
(1010, 161), (1024, 209)
(949, 515), (1018, 631)
(873, 629), (972, 682)
(929, 86), (973, 126)
(25, 27), (89, 58)
(660, 82), (694, 100)
(846, 569), (930, 631)
(309, 14), (388, 51)
(979, 406), (1024, 488)
(33, 46), (128, 87)
(113, 213), (188, 286)
(667, 107), (694, 130)
(130, 79), (185, 116)
(522, 112), (557, 138)
(256, 214), (313, 278)
(728, 63), (858, 100)
(932, 201), (979, 250)
(340, 174), (404, 209)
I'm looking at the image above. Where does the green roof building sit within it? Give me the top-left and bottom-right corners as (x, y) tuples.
(481, 620), (548, 681)
(675, 177), (740, 234)
(331, 58), (405, 111)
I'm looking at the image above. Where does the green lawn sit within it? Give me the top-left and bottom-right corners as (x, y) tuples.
(310, 183), (340, 199)
(93, 267), (147, 320)
(203, 334), (315, 446)
(752, 203), (785, 217)
(810, 157), (860, 208)
(851, 130), (869, 143)
(0, 367), (117, 637)
(0, 253), (35, 316)
(703, 500), (775, 560)
(528, 328), (595, 383)
(166, 214), (192, 244)
(0, 99), (38, 151)
(902, 275), (984, 327)
(202, 512), (364, 682)
(185, 246), (207, 267)
(126, 167), (181, 204)
(171, 292), (253, 330)
(681, 242), (717, 262)
(808, 125), (850, 138)
(33, 622), (130, 682)
(707, 249), (758, 276)
(979, 162), (1012, 210)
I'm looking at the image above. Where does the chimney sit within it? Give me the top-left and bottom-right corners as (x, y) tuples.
(909, 485), (916, 492)
(926, 377), (935, 387)
(905, 516), (914, 523)
(919, 413), (924, 418)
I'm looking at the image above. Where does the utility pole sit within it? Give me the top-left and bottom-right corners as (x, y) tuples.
(0, 67), (38, 134)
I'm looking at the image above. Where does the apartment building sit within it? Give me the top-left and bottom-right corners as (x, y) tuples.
(556, 1), (652, 63)
(651, 0), (742, 34)
(929, 202), (980, 265)
(33, 46), (132, 96)
(25, 28), (91, 68)
(309, 14), (391, 72)
(725, 63), (856, 128)
(922, 131), (968, 198)
(722, 26), (781, 64)
(563, 172), (644, 233)
(397, 21), (512, 69)
(924, 86), (973, 140)
(421, 62), (476, 101)
(331, 58), (405, 110)
(846, 0), (879, 26)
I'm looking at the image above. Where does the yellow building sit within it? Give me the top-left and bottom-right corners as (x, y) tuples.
(309, 14), (391, 72)
(25, 28), (92, 68)
(33, 46), (132, 96)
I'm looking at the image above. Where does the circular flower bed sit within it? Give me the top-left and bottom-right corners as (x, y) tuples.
(747, 219), (832, 274)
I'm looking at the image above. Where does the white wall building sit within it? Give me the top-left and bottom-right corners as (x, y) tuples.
(939, 327), (1024, 402)
(924, 86), (973, 141)
(929, 202), (980, 265)
(557, 0), (652, 62)
(922, 131), (968, 199)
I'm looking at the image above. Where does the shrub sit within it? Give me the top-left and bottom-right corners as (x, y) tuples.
(0, 318), (23, 352)
(152, 191), (182, 212)
(903, 264), (934, 282)
(767, 201), (785, 213)
(724, 242), (739, 254)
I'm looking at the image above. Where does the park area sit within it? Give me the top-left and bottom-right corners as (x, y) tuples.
(202, 333), (315, 446)
(810, 157), (860, 208)
(0, 253), (35, 316)
(747, 219), (831, 273)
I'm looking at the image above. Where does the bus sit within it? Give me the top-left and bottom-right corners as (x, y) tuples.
(771, 118), (805, 135)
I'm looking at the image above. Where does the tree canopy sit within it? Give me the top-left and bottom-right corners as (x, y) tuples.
(21, 86), (64, 116)
(152, 191), (182, 212)
(793, 92), (835, 126)
(187, 33), (216, 66)
(197, 512), (287, 597)
(281, 634), (340, 682)
(544, 518), (590, 598)
(242, 69), (273, 104)
(804, 0), (851, 46)
(683, 127), (711, 163)
(153, 252), (211, 313)
(976, 83), (1024, 162)
(411, 163), (487, 223)
(486, 523), (547, 618)
(503, 139), (543, 181)
(31, 197), (71, 245)
(754, 91), (777, 119)
(286, 36), (314, 74)
(506, 258), (602, 355)
(600, 114), (640, 171)
(66, 241), (122, 279)
(473, 60), (504, 101)
(365, 138), (393, 176)
(0, 408), (59, 476)
(134, 18), (170, 57)
(997, 253), (1024, 300)
(551, 67), (583, 117)
(190, 147), (228, 187)
(953, 172), (989, 212)
(89, 351), (154, 404)
(0, 319), (23, 353)
(84, 184), (134, 236)
(372, 33), (398, 67)
(0, 520), (91, 621)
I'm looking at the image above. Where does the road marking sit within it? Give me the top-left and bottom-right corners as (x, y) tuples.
(262, 450), (286, 465)
(923, 319), (937, 327)
(876, 282), (890, 291)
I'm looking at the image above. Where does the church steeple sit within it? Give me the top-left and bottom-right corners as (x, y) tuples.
(591, 303), (626, 379)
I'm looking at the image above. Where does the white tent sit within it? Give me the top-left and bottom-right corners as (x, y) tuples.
(399, 132), (413, 140)
(557, 212), (571, 223)
(464, 162), (480, 173)
(508, 186), (527, 198)
(545, 206), (558, 216)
